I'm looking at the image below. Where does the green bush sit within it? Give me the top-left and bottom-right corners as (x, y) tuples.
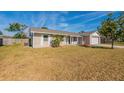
(51, 38), (61, 47)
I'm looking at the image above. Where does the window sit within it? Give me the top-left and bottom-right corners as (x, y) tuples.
(43, 35), (48, 41)
(73, 37), (77, 41)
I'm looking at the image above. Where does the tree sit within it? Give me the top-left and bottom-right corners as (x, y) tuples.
(0, 31), (3, 35)
(5, 22), (28, 38)
(41, 27), (48, 29)
(98, 13), (118, 49)
(13, 32), (27, 39)
(6, 23), (27, 32)
(117, 12), (124, 41)
(79, 30), (85, 33)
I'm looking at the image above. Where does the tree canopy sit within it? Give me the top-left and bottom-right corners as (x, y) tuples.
(6, 23), (27, 32)
(98, 12), (124, 48)
(98, 13), (118, 49)
(41, 27), (48, 29)
(117, 12), (124, 41)
(13, 32), (27, 39)
(5, 22), (28, 38)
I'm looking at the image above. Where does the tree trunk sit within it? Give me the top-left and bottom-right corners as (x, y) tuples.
(111, 39), (114, 49)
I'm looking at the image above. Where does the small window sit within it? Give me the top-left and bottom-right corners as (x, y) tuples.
(43, 35), (48, 41)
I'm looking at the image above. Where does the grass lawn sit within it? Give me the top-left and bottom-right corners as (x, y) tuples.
(106, 42), (124, 46)
(114, 42), (124, 46)
(0, 45), (124, 80)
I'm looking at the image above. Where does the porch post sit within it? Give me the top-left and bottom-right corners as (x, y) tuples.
(99, 37), (101, 44)
(77, 37), (79, 44)
(41, 34), (43, 47)
(63, 36), (66, 45)
(72, 37), (74, 44)
(32, 32), (34, 48)
(48, 35), (51, 46)
(70, 36), (71, 44)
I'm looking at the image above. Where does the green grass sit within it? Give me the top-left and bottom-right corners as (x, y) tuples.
(114, 42), (124, 46)
(106, 42), (124, 46)
(0, 45), (124, 80)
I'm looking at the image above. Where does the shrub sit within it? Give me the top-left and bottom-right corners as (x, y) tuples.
(51, 35), (63, 47)
(51, 38), (61, 47)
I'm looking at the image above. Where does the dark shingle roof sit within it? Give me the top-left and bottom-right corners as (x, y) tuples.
(30, 28), (81, 37)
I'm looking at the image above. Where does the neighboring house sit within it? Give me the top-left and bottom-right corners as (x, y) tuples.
(30, 28), (101, 48)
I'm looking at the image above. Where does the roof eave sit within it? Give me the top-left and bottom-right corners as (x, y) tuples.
(31, 30), (81, 37)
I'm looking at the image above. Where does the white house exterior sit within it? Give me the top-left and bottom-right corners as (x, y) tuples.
(90, 32), (101, 45)
(81, 31), (101, 45)
(30, 28), (82, 48)
(30, 28), (100, 48)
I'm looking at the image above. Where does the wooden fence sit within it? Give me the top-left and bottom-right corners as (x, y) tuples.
(0, 38), (29, 46)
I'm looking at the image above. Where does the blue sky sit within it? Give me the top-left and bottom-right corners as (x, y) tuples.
(0, 11), (120, 36)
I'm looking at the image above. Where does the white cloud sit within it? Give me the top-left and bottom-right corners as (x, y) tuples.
(63, 23), (84, 32)
(63, 12), (112, 32)
(29, 12), (48, 27)
(63, 11), (111, 22)
(81, 12), (112, 23)
(38, 13), (47, 27)
(59, 23), (69, 27)
(49, 13), (59, 25)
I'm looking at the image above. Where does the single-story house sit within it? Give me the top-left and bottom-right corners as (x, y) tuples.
(30, 28), (101, 48)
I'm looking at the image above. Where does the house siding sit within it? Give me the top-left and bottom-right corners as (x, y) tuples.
(33, 33), (42, 48)
(83, 36), (90, 45)
(32, 33), (80, 48)
(90, 32), (101, 45)
(31, 29), (100, 48)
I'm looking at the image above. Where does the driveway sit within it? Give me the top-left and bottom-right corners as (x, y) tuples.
(96, 44), (124, 48)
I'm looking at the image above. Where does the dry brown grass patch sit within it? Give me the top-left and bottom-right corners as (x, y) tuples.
(0, 45), (124, 80)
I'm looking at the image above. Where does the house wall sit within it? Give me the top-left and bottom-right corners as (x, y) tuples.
(82, 32), (101, 45)
(42, 35), (52, 47)
(73, 37), (79, 44)
(78, 37), (83, 45)
(32, 32), (80, 48)
(65, 36), (79, 45)
(90, 32), (101, 45)
(32, 33), (42, 48)
(60, 36), (66, 46)
(83, 36), (90, 45)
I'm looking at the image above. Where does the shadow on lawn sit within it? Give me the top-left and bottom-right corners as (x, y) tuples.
(78, 45), (112, 49)
(91, 46), (112, 49)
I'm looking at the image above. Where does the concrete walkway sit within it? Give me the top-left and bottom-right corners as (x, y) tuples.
(96, 44), (124, 48)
